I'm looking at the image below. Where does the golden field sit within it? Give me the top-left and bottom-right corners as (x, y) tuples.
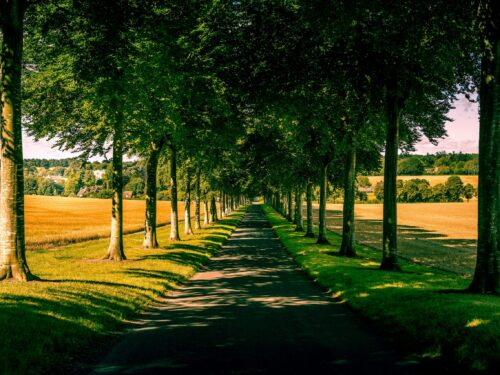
(24, 195), (195, 250)
(322, 201), (478, 274)
(366, 175), (478, 188)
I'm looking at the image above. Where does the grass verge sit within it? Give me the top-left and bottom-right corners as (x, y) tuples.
(263, 205), (499, 373)
(0, 207), (246, 375)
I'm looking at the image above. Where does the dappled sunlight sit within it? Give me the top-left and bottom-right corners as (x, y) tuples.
(371, 282), (407, 290)
(356, 293), (370, 298)
(465, 319), (490, 328)
(247, 296), (330, 308)
(360, 261), (379, 267)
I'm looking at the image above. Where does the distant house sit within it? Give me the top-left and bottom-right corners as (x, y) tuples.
(358, 187), (374, 193)
(46, 175), (68, 184)
(123, 191), (134, 199)
(93, 169), (106, 180)
(77, 186), (103, 197)
(77, 187), (89, 197)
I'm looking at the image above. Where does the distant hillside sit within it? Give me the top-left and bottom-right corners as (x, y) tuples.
(367, 152), (479, 176)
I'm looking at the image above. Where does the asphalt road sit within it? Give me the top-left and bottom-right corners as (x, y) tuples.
(91, 204), (424, 374)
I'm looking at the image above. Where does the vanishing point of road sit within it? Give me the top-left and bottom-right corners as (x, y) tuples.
(92, 204), (425, 374)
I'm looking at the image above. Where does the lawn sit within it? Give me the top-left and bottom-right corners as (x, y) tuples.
(263, 205), (500, 373)
(24, 195), (194, 250)
(0, 207), (246, 375)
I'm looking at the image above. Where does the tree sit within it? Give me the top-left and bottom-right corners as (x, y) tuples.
(0, 0), (36, 281)
(169, 146), (181, 241)
(463, 183), (476, 202)
(24, 176), (38, 195)
(362, 1), (476, 271)
(469, 0), (500, 294)
(445, 175), (464, 202)
(23, 0), (155, 261)
(431, 183), (447, 202)
(398, 156), (425, 175)
(37, 179), (63, 196)
(82, 167), (95, 187)
(374, 181), (384, 202)
(399, 179), (432, 203)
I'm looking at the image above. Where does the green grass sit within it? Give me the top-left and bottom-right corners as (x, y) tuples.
(263, 205), (500, 373)
(0, 208), (246, 375)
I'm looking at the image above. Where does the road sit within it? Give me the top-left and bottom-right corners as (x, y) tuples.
(91, 204), (425, 374)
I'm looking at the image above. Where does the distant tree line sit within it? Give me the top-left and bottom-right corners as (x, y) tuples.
(394, 153), (479, 176)
(373, 176), (477, 203)
(22, 158), (194, 199)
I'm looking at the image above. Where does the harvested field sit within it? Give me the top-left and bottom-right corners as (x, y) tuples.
(319, 202), (477, 275)
(24, 195), (196, 250)
(366, 175), (478, 188)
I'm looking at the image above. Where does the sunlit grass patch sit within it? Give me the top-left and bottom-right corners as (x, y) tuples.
(263, 205), (500, 373)
(0, 207), (246, 375)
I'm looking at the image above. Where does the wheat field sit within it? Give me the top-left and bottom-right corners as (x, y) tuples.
(324, 201), (478, 274)
(367, 175), (478, 188)
(24, 195), (196, 250)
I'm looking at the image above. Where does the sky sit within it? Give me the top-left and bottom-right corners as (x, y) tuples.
(413, 95), (479, 154)
(22, 96), (479, 160)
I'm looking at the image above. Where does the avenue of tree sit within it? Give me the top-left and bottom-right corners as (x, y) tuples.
(0, 0), (498, 294)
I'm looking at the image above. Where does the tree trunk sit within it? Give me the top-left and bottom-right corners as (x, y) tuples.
(143, 146), (160, 248)
(317, 163), (330, 244)
(380, 95), (401, 271)
(293, 191), (298, 224)
(295, 188), (304, 231)
(194, 169), (201, 230)
(305, 183), (315, 238)
(287, 191), (293, 222)
(184, 170), (193, 235)
(469, 8), (499, 294)
(169, 146), (180, 241)
(0, 0), (36, 281)
(221, 192), (226, 217)
(219, 191), (224, 218)
(339, 146), (356, 257)
(204, 198), (210, 225)
(210, 195), (218, 222)
(273, 192), (279, 213)
(104, 120), (126, 260)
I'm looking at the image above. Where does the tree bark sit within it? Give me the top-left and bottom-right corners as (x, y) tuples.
(210, 195), (218, 222)
(169, 146), (180, 241)
(194, 169), (201, 230)
(104, 119), (126, 260)
(339, 146), (356, 257)
(184, 170), (193, 235)
(469, 6), (499, 293)
(287, 191), (293, 222)
(0, 0), (36, 281)
(305, 183), (315, 238)
(204, 198), (210, 225)
(316, 163), (330, 244)
(143, 145), (161, 248)
(380, 95), (401, 271)
(219, 191), (224, 218)
(295, 188), (304, 231)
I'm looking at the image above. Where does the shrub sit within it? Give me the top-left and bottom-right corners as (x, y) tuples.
(157, 190), (171, 201)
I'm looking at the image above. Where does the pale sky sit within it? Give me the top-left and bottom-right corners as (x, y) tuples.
(413, 95), (479, 154)
(22, 96), (479, 159)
